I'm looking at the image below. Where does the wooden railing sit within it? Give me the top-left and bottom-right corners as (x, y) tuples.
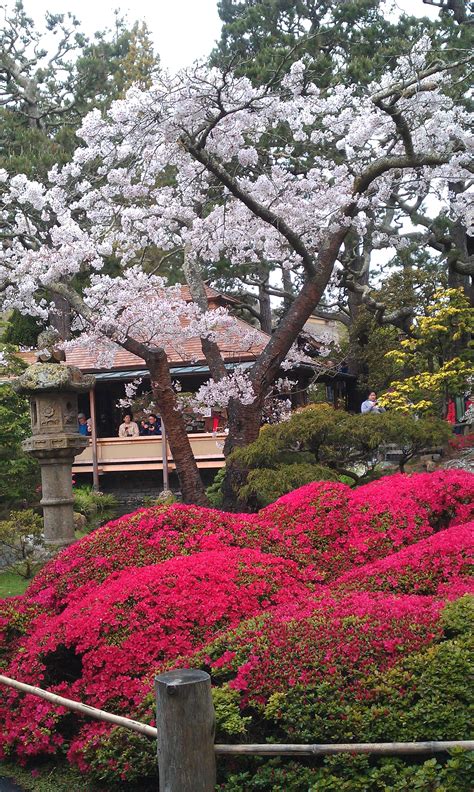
(1, 672), (473, 792)
(72, 433), (226, 474)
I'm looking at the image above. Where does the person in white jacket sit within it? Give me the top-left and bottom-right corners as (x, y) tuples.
(118, 413), (140, 437)
(361, 391), (385, 414)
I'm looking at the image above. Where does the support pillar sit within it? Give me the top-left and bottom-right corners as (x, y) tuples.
(155, 669), (216, 792)
(161, 419), (170, 493)
(89, 388), (100, 492)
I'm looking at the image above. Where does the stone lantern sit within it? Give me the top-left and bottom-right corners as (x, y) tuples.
(15, 359), (95, 547)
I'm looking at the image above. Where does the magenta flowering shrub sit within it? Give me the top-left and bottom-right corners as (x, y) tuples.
(24, 470), (474, 612)
(205, 592), (444, 706)
(26, 504), (259, 610)
(1, 549), (310, 760)
(0, 469), (472, 781)
(334, 522), (474, 598)
(257, 470), (474, 577)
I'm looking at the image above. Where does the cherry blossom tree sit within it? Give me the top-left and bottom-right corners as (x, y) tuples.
(0, 37), (472, 504)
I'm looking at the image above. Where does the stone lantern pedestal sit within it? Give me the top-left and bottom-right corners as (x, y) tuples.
(15, 363), (95, 547)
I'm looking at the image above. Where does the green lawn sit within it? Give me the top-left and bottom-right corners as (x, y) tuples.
(0, 570), (29, 598)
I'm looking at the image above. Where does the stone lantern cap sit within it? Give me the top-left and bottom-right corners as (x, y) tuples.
(14, 362), (95, 395)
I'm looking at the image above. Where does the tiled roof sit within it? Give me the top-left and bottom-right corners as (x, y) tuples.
(23, 317), (269, 374)
(179, 284), (239, 305)
(15, 286), (267, 374)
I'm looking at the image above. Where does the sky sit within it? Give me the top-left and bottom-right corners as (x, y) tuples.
(8, 0), (441, 73)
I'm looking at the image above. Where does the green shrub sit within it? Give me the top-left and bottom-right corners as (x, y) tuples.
(0, 509), (45, 579)
(221, 753), (474, 792)
(227, 404), (450, 507)
(206, 467), (226, 508)
(0, 347), (40, 510)
(239, 463), (338, 508)
(73, 486), (117, 532)
(219, 598), (474, 790)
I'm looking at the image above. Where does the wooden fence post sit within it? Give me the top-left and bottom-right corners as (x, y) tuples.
(155, 669), (216, 792)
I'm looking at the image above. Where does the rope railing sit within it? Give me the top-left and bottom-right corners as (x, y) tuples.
(1, 672), (473, 792)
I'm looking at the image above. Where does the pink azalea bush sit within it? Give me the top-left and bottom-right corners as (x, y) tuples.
(25, 504), (259, 611)
(0, 470), (472, 786)
(333, 522), (473, 597)
(256, 469), (474, 576)
(204, 592), (444, 705)
(24, 470), (474, 611)
(1, 548), (310, 760)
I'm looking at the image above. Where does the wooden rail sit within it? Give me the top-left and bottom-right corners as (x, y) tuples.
(72, 432), (226, 474)
(0, 674), (155, 737)
(1, 672), (473, 792)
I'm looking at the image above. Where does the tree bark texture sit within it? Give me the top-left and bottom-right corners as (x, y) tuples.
(182, 249), (229, 381)
(49, 294), (72, 340)
(147, 350), (209, 506)
(258, 277), (273, 334)
(222, 398), (263, 510)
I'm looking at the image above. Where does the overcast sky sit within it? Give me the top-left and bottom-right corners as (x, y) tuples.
(7, 0), (441, 73)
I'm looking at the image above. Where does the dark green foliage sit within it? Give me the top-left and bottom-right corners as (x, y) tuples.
(228, 405), (451, 508)
(0, 348), (39, 510)
(2, 309), (45, 348)
(221, 753), (474, 791)
(214, 0), (435, 87)
(206, 467), (226, 508)
(0, 110), (72, 180)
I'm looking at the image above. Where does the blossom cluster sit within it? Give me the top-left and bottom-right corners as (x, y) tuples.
(0, 42), (471, 387)
(0, 470), (472, 777)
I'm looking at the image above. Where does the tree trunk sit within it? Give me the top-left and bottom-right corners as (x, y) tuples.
(49, 294), (71, 340)
(258, 278), (273, 334)
(222, 222), (352, 509)
(222, 398), (263, 510)
(251, 223), (351, 397)
(281, 267), (294, 310)
(147, 350), (208, 506)
(182, 249), (229, 381)
(447, 183), (473, 306)
(447, 0), (468, 23)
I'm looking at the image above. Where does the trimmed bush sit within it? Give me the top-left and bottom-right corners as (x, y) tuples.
(1, 549), (311, 761)
(228, 404), (451, 507)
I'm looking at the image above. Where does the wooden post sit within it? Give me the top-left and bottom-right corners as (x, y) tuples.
(89, 388), (100, 492)
(155, 669), (216, 792)
(161, 419), (170, 493)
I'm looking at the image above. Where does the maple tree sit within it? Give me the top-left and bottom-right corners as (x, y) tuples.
(0, 38), (472, 503)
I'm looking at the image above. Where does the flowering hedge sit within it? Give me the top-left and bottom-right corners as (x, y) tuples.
(204, 591), (445, 705)
(256, 469), (474, 576)
(333, 522), (473, 598)
(23, 470), (474, 611)
(1, 548), (311, 761)
(0, 470), (472, 788)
